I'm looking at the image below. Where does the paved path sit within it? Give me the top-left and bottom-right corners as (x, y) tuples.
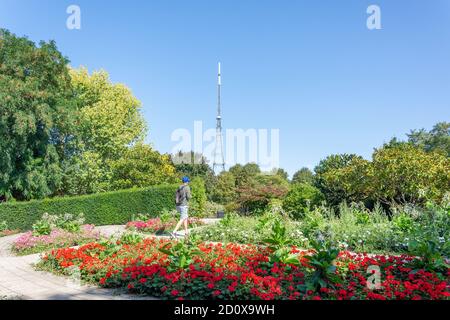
(0, 219), (220, 300)
(0, 225), (143, 300)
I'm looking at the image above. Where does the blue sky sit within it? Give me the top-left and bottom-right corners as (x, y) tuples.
(1, 0), (449, 176)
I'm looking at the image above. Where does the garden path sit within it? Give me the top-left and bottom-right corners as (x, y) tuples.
(0, 220), (221, 300)
(0, 225), (148, 300)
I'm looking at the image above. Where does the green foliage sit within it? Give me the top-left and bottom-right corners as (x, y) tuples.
(235, 174), (289, 213)
(314, 154), (364, 206)
(31, 212), (85, 236)
(159, 238), (202, 272)
(304, 239), (341, 290)
(109, 144), (177, 191)
(0, 221), (7, 232)
(370, 144), (449, 205)
(203, 201), (224, 218)
(263, 219), (299, 265)
(171, 151), (214, 180)
(408, 238), (449, 272)
(282, 183), (325, 219)
(392, 211), (414, 233)
(210, 171), (236, 204)
(195, 214), (306, 247)
(0, 184), (178, 231)
(314, 144), (449, 208)
(189, 177), (207, 217)
(292, 167), (314, 185)
(408, 122), (450, 157)
(120, 232), (144, 245)
(32, 213), (57, 236)
(0, 29), (77, 201)
(69, 67), (146, 160)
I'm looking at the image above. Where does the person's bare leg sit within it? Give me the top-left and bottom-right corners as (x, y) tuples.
(173, 220), (183, 235)
(183, 219), (189, 238)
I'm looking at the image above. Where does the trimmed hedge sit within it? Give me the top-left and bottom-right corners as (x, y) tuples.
(0, 185), (178, 231)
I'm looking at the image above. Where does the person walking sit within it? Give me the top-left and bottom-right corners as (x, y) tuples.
(171, 176), (192, 238)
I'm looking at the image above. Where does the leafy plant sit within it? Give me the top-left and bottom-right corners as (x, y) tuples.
(392, 212), (414, 233)
(133, 213), (152, 222)
(355, 211), (370, 225)
(57, 213), (85, 233)
(119, 232), (143, 245)
(408, 238), (449, 272)
(32, 213), (58, 236)
(263, 219), (299, 265)
(220, 212), (238, 227)
(159, 238), (202, 272)
(303, 238), (341, 291)
(282, 183), (324, 219)
(160, 209), (175, 224)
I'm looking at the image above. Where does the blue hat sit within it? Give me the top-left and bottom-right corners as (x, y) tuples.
(182, 176), (190, 183)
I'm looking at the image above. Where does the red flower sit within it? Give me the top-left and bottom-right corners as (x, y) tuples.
(171, 290), (179, 296)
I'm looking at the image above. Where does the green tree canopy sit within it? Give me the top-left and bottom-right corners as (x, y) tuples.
(314, 154), (364, 206)
(408, 122), (450, 157)
(70, 67), (147, 159)
(282, 183), (324, 219)
(0, 29), (77, 200)
(370, 144), (449, 205)
(109, 144), (177, 191)
(292, 167), (314, 185)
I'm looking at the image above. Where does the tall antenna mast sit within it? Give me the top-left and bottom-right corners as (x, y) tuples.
(213, 62), (226, 174)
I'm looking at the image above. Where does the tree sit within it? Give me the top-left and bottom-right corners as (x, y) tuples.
(292, 167), (314, 185)
(282, 183), (325, 219)
(235, 174), (289, 213)
(171, 151), (213, 179)
(210, 171), (236, 204)
(370, 144), (449, 205)
(273, 168), (289, 181)
(320, 157), (372, 205)
(314, 154), (364, 206)
(109, 144), (177, 191)
(63, 67), (148, 194)
(0, 29), (77, 200)
(70, 67), (146, 160)
(408, 122), (450, 157)
(229, 163), (261, 189)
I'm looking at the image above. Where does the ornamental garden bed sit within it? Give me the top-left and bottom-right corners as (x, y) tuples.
(126, 217), (205, 236)
(11, 213), (102, 256)
(37, 237), (449, 300)
(12, 224), (101, 256)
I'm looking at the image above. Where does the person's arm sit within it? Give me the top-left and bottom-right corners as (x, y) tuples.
(186, 186), (192, 201)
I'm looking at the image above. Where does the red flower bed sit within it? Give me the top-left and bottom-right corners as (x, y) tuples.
(40, 238), (449, 300)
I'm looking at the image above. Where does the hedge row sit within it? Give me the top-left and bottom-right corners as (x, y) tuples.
(0, 184), (178, 231)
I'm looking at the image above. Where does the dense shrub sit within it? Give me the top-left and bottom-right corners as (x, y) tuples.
(0, 185), (178, 231)
(193, 212), (307, 247)
(370, 144), (449, 205)
(314, 146), (450, 208)
(282, 183), (325, 219)
(314, 154), (363, 206)
(189, 177), (207, 217)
